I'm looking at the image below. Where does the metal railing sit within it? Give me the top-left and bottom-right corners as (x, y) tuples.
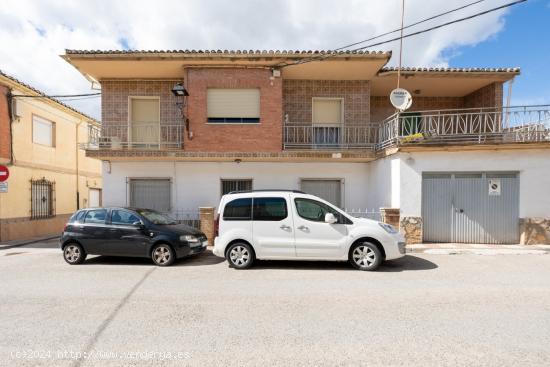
(85, 122), (184, 150)
(166, 209), (200, 229)
(284, 124), (378, 150)
(376, 105), (550, 149)
(345, 208), (381, 221)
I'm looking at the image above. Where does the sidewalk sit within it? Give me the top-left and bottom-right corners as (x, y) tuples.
(407, 243), (550, 255)
(0, 235), (59, 250)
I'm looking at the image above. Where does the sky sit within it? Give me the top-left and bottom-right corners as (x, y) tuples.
(0, 0), (549, 119)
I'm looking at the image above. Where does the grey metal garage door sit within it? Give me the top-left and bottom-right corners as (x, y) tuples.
(422, 172), (519, 244)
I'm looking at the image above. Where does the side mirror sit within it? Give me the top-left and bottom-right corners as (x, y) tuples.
(325, 213), (337, 224)
(132, 221), (145, 229)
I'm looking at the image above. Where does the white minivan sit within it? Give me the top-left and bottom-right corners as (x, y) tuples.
(213, 190), (405, 271)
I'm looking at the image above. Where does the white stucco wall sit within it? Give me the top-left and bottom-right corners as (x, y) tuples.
(102, 161), (371, 211)
(398, 149), (550, 218)
(365, 156), (400, 210)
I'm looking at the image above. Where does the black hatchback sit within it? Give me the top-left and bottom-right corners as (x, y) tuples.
(60, 207), (207, 266)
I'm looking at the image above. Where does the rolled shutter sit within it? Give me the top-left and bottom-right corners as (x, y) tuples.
(207, 89), (260, 118)
(312, 99), (342, 125)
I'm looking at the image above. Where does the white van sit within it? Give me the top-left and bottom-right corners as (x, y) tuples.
(213, 190), (405, 271)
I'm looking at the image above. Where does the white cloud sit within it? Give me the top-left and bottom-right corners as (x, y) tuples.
(0, 0), (514, 119)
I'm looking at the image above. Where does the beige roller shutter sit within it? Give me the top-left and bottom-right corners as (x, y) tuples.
(130, 98), (160, 144)
(312, 98), (342, 125)
(207, 89), (260, 118)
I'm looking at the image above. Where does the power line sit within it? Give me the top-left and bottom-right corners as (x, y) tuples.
(279, 0), (526, 68)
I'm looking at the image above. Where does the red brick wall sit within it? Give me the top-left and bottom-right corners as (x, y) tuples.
(283, 80), (370, 125)
(184, 68), (283, 152)
(370, 96), (465, 122)
(0, 85), (11, 161)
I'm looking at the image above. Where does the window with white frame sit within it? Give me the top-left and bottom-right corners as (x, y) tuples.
(32, 115), (55, 147)
(207, 89), (260, 123)
(221, 179), (253, 195)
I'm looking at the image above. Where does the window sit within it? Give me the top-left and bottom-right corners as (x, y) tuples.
(253, 197), (287, 221)
(312, 98), (343, 125)
(207, 89), (260, 123)
(30, 178), (55, 219)
(84, 209), (107, 224)
(223, 198), (252, 221)
(32, 115), (55, 147)
(69, 210), (86, 224)
(221, 179), (252, 195)
(110, 209), (141, 226)
(129, 179), (171, 212)
(294, 198), (351, 224)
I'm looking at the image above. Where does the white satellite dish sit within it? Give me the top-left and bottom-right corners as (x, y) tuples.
(390, 88), (413, 111)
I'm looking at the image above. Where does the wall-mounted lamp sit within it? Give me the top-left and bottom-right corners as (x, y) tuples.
(171, 83), (189, 97)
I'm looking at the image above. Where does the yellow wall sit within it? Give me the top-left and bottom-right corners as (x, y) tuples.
(0, 84), (102, 224)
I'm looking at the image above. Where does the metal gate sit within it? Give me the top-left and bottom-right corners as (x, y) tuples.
(129, 179), (171, 212)
(422, 172), (519, 244)
(300, 179), (342, 207)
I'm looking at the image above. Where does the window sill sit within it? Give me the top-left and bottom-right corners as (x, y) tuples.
(206, 122), (261, 126)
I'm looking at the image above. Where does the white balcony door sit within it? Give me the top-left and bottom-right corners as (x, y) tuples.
(312, 98), (343, 147)
(130, 97), (160, 147)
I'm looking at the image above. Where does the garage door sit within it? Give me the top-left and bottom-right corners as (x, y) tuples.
(129, 179), (171, 212)
(300, 179), (342, 207)
(422, 172), (519, 244)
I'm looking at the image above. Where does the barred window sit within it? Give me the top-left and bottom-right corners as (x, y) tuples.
(221, 179), (252, 195)
(31, 178), (55, 219)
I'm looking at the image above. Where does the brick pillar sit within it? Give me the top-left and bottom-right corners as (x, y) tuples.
(380, 208), (400, 229)
(199, 207), (215, 246)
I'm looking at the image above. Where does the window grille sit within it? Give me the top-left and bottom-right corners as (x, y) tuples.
(221, 179), (253, 195)
(30, 178), (55, 219)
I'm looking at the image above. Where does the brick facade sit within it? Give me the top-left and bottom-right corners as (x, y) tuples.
(283, 80), (370, 125)
(0, 85), (11, 161)
(370, 82), (504, 122)
(184, 68), (283, 152)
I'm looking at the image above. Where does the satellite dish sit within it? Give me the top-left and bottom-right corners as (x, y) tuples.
(390, 88), (412, 111)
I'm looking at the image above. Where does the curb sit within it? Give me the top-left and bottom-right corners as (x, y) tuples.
(0, 236), (60, 251)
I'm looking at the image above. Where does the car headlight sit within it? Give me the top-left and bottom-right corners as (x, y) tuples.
(180, 235), (199, 243)
(378, 222), (398, 234)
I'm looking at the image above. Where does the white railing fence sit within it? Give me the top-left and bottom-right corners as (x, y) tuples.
(166, 209), (200, 229)
(345, 208), (382, 221)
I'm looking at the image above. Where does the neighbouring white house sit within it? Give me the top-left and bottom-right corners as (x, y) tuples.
(63, 49), (550, 245)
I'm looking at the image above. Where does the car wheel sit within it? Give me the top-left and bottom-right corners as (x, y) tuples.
(226, 242), (255, 269)
(349, 242), (382, 271)
(151, 244), (175, 267)
(63, 242), (87, 265)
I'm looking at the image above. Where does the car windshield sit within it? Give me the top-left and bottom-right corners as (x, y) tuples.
(136, 209), (177, 225)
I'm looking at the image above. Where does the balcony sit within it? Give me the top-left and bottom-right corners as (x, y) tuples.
(377, 105), (550, 149)
(85, 122), (184, 150)
(283, 124), (378, 151)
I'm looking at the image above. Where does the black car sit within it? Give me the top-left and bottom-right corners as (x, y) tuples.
(60, 207), (207, 266)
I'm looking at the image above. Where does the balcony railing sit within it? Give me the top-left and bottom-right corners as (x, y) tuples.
(376, 105), (550, 149)
(284, 124), (378, 150)
(85, 122), (184, 150)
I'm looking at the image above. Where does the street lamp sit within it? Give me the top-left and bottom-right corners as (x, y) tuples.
(171, 83), (189, 97)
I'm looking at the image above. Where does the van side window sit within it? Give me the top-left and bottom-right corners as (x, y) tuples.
(223, 198), (252, 221)
(294, 198), (351, 224)
(253, 197), (287, 221)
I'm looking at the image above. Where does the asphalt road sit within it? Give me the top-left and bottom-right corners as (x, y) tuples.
(1, 240), (549, 367)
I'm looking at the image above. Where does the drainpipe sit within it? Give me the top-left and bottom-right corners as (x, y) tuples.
(76, 120), (83, 210)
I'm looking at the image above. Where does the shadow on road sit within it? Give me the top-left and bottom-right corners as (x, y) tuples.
(82, 249), (224, 267)
(250, 255), (437, 272)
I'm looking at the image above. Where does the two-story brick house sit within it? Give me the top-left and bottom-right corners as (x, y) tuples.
(63, 50), (550, 245)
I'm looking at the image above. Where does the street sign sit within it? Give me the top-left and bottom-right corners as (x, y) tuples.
(390, 88), (413, 111)
(488, 179), (501, 196)
(0, 182), (7, 193)
(0, 165), (9, 182)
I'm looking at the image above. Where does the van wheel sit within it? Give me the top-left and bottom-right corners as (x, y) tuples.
(226, 242), (255, 269)
(349, 242), (382, 271)
(63, 242), (87, 265)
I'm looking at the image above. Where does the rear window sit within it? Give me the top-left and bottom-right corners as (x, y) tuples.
(253, 197), (287, 221)
(69, 210), (86, 223)
(223, 198), (252, 221)
(84, 209), (107, 224)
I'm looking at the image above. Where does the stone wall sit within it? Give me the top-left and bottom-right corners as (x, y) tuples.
(520, 218), (550, 245)
(283, 80), (370, 124)
(400, 216), (423, 244)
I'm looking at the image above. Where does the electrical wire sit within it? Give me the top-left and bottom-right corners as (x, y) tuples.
(13, 92), (101, 98)
(278, 0), (526, 68)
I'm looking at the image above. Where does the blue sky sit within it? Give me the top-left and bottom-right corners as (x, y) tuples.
(0, 0), (548, 118)
(449, 0), (550, 105)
